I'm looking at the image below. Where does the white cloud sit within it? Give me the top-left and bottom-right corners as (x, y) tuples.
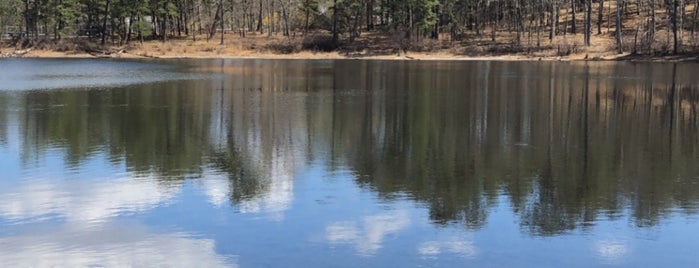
(0, 222), (235, 268)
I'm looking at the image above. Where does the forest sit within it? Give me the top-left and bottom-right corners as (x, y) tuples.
(1, 0), (699, 56)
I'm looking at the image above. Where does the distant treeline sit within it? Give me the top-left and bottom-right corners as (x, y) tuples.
(1, 0), (699, 53)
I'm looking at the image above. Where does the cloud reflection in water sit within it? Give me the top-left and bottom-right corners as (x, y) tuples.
(594, 239), (630, 264)
(325, 211), (410, 255)
(0, 175), (179, 224)
(199, 173), (231, 207)
(418, 239), (478, 258)
(0, 222), (235, 267)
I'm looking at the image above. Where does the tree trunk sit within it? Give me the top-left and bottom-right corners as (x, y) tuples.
(197, 0), (203, 36)
(193, 0), (199, 41)
(350, 9), (359, 41)
(571, 0), (577, 34)
(585, 0), (591, 45)
(607, 0), (612, 33)
(550, 1), (558, 40)
(633, 24), (639, 54)
(616, 0), (623, 53)
(516, 0), (523, 44)
(176, 0), (182, 36)
(379, 1), (384, 27)
(537, 9), (542, 47)
(367, 0), (374, 30)
(220, 0), (224, 45)
(493, 3), (499, 41)
(126, 17), (132, 43)
(184, 0), (190, 36)
(267, 0), (273, 36)
(138, 15), (144, 43)
(564, 2), (569, 35)
(32, 0), (38, 38)
(102, 0), (110, 45)
(474, 0), (480, 36)
(304, 0), (310, 33)
(281, 0), (289, 36)
(597, 0), (604, 34)
(332, 0), (338, 45)
(24, 0), (30, 35)
(649, 0), (655, 51)
(692, 0), (698, 40)
(679, 0), (684, 48)
(209, 2), (221, 40)
(162, 16), (167, 42)
(256, 0), (263, 32)
(672, 0), (679, 53)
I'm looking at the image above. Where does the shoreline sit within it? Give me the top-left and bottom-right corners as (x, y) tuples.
(3, 47), (698, 63)
(3, 29), (699, 63)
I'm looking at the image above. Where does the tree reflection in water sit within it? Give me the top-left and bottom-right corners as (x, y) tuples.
(4, 60), (699, 235)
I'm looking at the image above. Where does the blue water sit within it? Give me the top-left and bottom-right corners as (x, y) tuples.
(0, 59), (698, 267)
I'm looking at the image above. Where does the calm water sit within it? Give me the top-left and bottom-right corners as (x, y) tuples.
(1, 58), (699, 267)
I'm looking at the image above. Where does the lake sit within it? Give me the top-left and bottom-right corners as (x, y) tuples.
(1, 58), (698, 267)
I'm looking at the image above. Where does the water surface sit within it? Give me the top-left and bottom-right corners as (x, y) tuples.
(1, 59), (699, 267)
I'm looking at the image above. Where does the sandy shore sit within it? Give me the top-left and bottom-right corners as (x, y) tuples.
(4, 32), (699, 62)
(12, 50), (698, 63)
(0, 50), (614, 61)
(1, 48), (540, 61)
(2, 42), (697, 62)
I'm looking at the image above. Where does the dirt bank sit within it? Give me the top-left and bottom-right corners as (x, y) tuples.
(3, 33), (698, 62)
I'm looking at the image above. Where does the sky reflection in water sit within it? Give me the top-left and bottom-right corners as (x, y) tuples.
(0, 59), (699, 267)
